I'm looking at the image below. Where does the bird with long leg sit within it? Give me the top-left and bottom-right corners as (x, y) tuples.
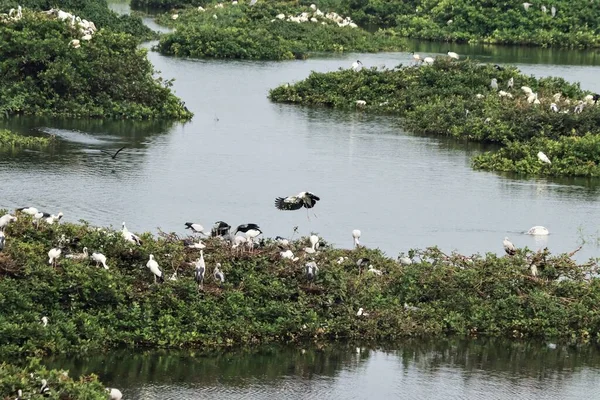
(274, 191), (320, 220)
(195, 250), (206, 290)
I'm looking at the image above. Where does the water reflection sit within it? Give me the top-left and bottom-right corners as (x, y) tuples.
(43, 339), (600, 399)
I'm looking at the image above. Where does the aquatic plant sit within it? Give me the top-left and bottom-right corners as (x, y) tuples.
(0, 129), (53, 147)
(268, 58), (600, 176)
(0, 212), (599, 360)
(0, 11), (192, 120)
(155, 1), (405, 60)
(0, 358), (108, 399)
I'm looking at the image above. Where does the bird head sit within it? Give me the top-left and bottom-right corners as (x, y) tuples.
(149, 254), (154, 260)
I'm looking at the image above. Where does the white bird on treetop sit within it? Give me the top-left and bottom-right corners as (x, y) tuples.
(122, 222), (142, 245)
(146, 254), (164, 283)
(537, 151), (551, 164)
(48, 247), (61, 267)
(447, 51), (459, 59)
(351, 60), (363, 71)
(352, 229), (361, 248)
(91, 252), (108, 269)
(503, 237), (516, 255)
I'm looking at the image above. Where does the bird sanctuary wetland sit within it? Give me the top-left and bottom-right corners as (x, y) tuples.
(2, 0), (600, 399)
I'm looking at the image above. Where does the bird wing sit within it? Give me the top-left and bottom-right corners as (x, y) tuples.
(99, 150), (114, 156)
(112, 146), (126, 158)
(275, 196), (303, 210)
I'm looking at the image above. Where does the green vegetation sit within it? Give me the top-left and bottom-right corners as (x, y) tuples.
(155, 1), (405, 60)
(141, 0), (600, 48)
(269, 58), (600, 177)
(0, 10), (192, 120)
(0, 0), (154, 40)
(0, 129), (53, 147)
(1, 212), (600, 361)
(1, 358), (108, 399)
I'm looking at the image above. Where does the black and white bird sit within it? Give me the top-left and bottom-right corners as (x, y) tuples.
(15, 389), (23, 400)
(146, 254), (164, 283)
(351, 60), (363, 71)
(235, 223), (261, 234)
(211, 221), (231, 237)
(274, 191), (320, 211)
(0, 231), (5, 251)
(503, 237), (516, 256)
(45, 212), (63, 225)
(356, 258), (370, 274)
(122, 222), (142, 245)
(195, 250), (206, 289)
(40, 379), (51, 397)
(305, 261), (318, 282)
(0, 214), (17, 231)
(33, 211), (51, 228)
(213, 263), (225, 284)
(550, 103), (559, 112)
(185, 222), (207, 235)
(106, 388), (123, 400)
(16, 206), (38, 216)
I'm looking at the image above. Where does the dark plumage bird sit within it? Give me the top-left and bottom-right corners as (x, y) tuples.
(493, 64), (505, 71)
(211, 221), (231, 237)
(235, 223), (261, 234)
(356, 258), (370, 274)
(274, 191), (320, 211)
(184, 222), (206, 235)
(100, 146), (127, 159)
(0, 231), (5, 251)
(593, 93), (600, 104)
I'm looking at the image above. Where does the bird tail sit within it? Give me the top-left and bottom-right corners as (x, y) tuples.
(159, 274), (165, 283)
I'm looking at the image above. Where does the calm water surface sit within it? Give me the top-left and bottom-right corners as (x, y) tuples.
(1, 6), (600, 263)
(44, 339), (600, 400)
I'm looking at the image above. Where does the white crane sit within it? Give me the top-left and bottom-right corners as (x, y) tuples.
(91, 252), (108, 269)
(146, 254), (164, 283)
(122, 222), (142, 245)
(195, 251), (206, 289)
(352, 229), (361, 248)
(48, 247), (61, 267)
(537, 151), (551, 165)
(447, 51), (459, 60)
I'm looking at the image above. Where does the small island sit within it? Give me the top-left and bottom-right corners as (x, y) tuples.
(154, 1), (405, 60)
(0, 4), (192, 120)
(269, 58), (600, 177)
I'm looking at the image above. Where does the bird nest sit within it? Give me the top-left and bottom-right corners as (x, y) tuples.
(0, 252), (19, 276)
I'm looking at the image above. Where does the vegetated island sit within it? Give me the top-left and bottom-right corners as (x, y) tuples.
(137, 0), (600, 48)
(0, 4), (192, 120)
(154, 1), (405, 60)
(269, 58), (600, 177)
(1, 209), (599, 395)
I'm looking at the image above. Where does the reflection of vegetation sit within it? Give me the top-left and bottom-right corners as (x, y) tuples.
(0, 358), (107, 399)
(155, 1), (405, 60)
(1, 216), (600, 362)
(0, 129), (53, 147)
(269, 59), (600, 177)
(0, 11), (192, 120)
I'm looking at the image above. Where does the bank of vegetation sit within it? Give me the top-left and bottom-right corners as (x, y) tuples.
(269, 58), (600, 177)
(155, 1), (405, 60)
(0, 5), (192, 120)
(0, 129), (53, 147)
(0, 210), (599, 367)
(135, 0), (600, 48)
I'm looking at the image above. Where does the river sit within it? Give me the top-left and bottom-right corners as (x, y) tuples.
(44, 339), (600, 399)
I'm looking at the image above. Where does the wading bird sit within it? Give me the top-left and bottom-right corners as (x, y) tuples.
(195, 251), (206, 289)
(275, 191), (320, 211)
(122, 222), (142, 245)
(185, 222), (207, 235)
(65, 247), (88, 261)
(0, 214), (17, 231)
(490, 78), (498, 90)
(503, 237), (516, 255)
(351, 60), (363, 71)
(507, 77), (514, 89)
(447, 51), (459, 59)
(550, 103), (559, 112)
(537, 151), (551, 164)
(100, 146), (126, 159)
(41, 316), (49, 327)
(48, 247), (61, 267)
(352, 229), (361, 248)
(91, 252), (108, 269)
(211, 221), (231, 237)
(146, 254), (164, 283)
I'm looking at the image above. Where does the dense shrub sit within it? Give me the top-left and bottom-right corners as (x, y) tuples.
(0, 12), (192, 120)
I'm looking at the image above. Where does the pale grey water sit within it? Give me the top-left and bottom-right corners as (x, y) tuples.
(44, 340), (600, 400)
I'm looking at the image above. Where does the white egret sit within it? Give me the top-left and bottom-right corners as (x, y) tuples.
(45, 212), (63, 225)
(41, 316), (49, 327)
(70, 39), (81, 48)
(65, 247), (88, 261)
(48, 247), (61, 267)
(0, 214), (17, 230)
(523, 2), (532, 11)
(537, 151), (551, 164)
(106, 388), (123, 400)
(422, 57), (434, 65)
(184, 222), (207, 235)
(551, 6), (556, 17)
(214, 263), (225, 284)
(352, 229), (361, 248)
(91, 252), (108, 269)
(398, 256), (412, 265)
(490, 78), (498, 90)
(503, 237), (516, 256)
(280, 249), (299, 261)
(526, 226), (550, 236)
(195, 251), (206, 289)
(541, 5), (547, 13)
(15, 389), (23, 400)
(122, 222), (142, 245)
(550, 103), (559, 112)
(447, 51), (459, 59)
(367, 265), (383, 276)
(146, 254), (164, 283)
(410, 52), (421, 62)
(574, 101), (585, 114)
(187, 239), (206, 249)
(351, 60), (363, 71)
(274, 191), (320, 210)
(309, 235), (319, 250)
